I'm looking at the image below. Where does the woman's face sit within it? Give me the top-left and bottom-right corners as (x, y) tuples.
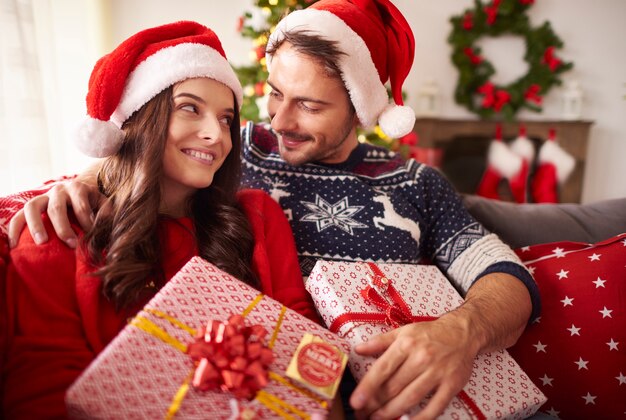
(161, 77), (235, 212)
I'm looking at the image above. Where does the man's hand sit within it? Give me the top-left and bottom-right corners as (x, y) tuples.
(349, 272), (531, 419)
(349, 313), (479, 420)
(8, 180), (106, 249)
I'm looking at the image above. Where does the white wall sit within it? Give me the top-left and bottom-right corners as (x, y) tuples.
(18, 0), (626, 202)
(396, 0), (626, 203)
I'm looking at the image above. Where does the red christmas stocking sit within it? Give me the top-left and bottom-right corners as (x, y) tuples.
(508, 126), (535, 203)
(532, 163), (558, 203)
(476, 126), (522, 201)
(476, 165), (504, 200)
(531, 129), (575, 203)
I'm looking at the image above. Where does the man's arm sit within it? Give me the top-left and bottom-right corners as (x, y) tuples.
(8, 162), (103, 248)
(350, 272), (531, 420)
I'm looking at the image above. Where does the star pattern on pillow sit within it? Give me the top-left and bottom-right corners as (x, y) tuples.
(509, 233), (626, 418)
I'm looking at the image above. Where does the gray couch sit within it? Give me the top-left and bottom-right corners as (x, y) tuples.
(462, 195), (626, 248)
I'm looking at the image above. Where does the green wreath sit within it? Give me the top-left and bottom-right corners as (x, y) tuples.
(448, 0), (573, 120)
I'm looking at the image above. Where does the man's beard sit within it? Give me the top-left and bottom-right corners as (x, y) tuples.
(276, 114), (356, 166)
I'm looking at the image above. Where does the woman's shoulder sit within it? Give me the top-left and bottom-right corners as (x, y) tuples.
(11, 214), (82, 260)
(236, 188), (277, 209)
(236, 189), (287, 228)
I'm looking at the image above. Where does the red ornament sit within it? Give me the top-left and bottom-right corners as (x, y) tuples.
(254, 82), (265, 97)
(463, 47), (483, 65)
(254, 45), (265, 61)
(519, 0), (535, 4)
(477, 82), (510, 112)
(542, 46), (562, 71)
(236, 16), (244, 33)
(399, 132), (418, 146)
(484, 0), (501, 25)
(463, 11), (474, 30)
(524, 84), (543, 105)
(494, 90), (511, 111)
(187, 315), (274, 400)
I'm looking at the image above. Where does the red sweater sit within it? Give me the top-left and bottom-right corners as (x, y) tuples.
(2, 189), (317, 419)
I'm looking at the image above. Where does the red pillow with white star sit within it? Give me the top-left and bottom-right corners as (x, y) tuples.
(508, 233), (626, 418)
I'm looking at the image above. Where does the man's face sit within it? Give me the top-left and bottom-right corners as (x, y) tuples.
(267, 43), (358, 166)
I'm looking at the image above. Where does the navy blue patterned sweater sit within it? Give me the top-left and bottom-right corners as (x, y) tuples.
(241, 122), (540, 320)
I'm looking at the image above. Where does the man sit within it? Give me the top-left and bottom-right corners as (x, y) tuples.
(8, 0), (539, 418)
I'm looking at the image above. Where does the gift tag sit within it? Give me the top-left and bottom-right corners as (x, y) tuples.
(286, 333), (347, 399)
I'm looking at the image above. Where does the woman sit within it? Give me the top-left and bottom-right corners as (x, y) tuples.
(2, 21), (317, 419)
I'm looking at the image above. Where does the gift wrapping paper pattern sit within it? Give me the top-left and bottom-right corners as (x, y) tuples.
(306, 261), (546, 419)
(66, 256), (350, 419)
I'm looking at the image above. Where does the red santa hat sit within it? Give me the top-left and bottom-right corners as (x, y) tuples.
(266, 0), (416, 139)
(76, 20), (243, 158)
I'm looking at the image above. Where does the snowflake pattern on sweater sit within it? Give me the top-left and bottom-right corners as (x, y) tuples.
(241, 123), (540, 318)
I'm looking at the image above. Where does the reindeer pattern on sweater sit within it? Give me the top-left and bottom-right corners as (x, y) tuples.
(241, 122), (539, 312)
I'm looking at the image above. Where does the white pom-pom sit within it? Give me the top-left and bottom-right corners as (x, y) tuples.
(378, 104), (416, 139)
(74, 117), (124, 158)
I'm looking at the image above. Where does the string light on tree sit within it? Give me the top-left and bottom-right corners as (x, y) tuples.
(233, 0), (407, 153)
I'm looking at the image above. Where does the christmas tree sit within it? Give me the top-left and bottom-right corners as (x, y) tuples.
(233, 0), (418, 158)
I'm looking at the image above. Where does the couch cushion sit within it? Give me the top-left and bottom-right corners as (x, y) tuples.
(507, 234), (626, 418)
(463, 195), (626, 248)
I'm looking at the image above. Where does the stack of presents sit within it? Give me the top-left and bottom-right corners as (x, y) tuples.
(65, 256), (546, 419)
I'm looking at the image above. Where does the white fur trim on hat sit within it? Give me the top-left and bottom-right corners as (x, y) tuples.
(110, 43), (243, 128)
(538, 140), (575, 183)
(75, 117), (124, 158)
(267, 9), (389, 131)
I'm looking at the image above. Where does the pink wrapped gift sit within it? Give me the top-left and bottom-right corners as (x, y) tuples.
(306, 261), (547, 419)
(66, 256), (349, 419)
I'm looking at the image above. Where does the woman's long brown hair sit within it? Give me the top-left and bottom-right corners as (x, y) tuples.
(83, 85), (258, 310)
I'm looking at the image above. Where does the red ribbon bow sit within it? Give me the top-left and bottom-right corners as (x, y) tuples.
(477, 82), (511, 112)
(187, 315), (274, 400)
(524, 84), (543, 105)
(484, 0), (501, 25)
(542, 46), (562, 71)
(328, 263), (486, 420)
(463, 47), (483, 65)
(360, 265), (431, 328)
(329, 263), (433, 333)
(462, 11), (474, 30)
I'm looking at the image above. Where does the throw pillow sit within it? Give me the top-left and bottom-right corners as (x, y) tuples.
(508, 233), (626, 418)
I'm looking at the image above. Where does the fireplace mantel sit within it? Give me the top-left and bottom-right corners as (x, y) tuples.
(413, 118), (593, 203)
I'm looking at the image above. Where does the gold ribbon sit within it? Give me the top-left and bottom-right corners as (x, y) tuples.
(269, 372), (328, 409)
(128, 293), (320, 419)
(256, 390), (310, 420)
(268, 305), (287, 350)
(164, 372), (193, 420)
(145, 309), (197, 336)
(130, 314), (188, 353)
